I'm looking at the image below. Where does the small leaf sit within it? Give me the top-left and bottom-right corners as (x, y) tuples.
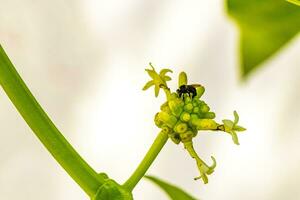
(287, 0), (300, 6)
(142, 80), (154, 90)
(227, 0), (300, 78)
(145, 175), (198, 200)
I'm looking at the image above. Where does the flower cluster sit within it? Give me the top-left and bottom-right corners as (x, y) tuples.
(143, 63), (246, 184)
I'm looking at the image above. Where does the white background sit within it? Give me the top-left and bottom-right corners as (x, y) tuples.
(1, 0), (300, 199)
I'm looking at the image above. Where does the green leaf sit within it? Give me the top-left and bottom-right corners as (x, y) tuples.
(145, 175), (198, 200)
(227, 0), (300, 78)
(287, 0), (300, 6)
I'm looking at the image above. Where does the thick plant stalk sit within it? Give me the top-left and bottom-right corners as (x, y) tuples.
(0, 45), (104, 197)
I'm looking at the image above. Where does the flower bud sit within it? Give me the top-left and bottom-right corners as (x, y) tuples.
(184, 96), (192, 104)
(157, 111), (177, 128)
(180, 112), (191, 122)
(203, 112), (215, 119)
(180, 131), (194, 143)
(168, 99), (183, 117)
(195, 86), (205, 98)
(160, 102), (171, 113)
(154, 113), (163, 127)
(169, 133), (181, 144)
(178, 72), (187, 87)
(190, 114), (199, 121)
(161, 125), (172, 134)
(184, 103), (193, 112)
(174, 122), (188, 133)
(192, 119), (218, 130)
(200, 104), (210, 113)
(193, 106), (200, 113)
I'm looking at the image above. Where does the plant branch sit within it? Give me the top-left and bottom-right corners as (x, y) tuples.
(0, 45), (104, 197)
(123, 131), (168, 191)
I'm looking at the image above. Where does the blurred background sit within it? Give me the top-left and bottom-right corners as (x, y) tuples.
(1, 0), (300, 199)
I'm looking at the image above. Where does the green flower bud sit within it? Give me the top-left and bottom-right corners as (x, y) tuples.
(193, 106), (200, 113)
(157, 111), (177, 128)
(154, 113), (163, 127)
(174, 122), (188, 133)
(168, 99), (183, 117)
(190, 114), (199, 121)
(169, 133), (181, 144)
(178, 72), (188, 87)
(195, 86), (205, 98)
(203, 112), (215, 119)
(192, 119), (218, 130)
(184, 96), (192, 103)
(160, 102), (171, 113)
(184, 103), (193, 112)
(161, 125), (172, 134)
(192, 102), (198, 107)
(180, 130), (194, 142)
(200, 104), (210, 113)
(170, 92), (178, 99)
(180, 112), (191, 122)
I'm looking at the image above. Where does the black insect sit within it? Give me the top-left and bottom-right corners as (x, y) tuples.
(177, 84), (200, 98)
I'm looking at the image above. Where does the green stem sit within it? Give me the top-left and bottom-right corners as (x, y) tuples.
(123, 131), (168, 191)
(0, 45), (104, 197)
